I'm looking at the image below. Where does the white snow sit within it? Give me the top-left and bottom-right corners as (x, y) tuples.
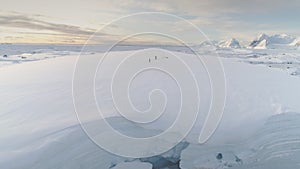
(1, 44), (300, 168)
(180, 113), (300, 169)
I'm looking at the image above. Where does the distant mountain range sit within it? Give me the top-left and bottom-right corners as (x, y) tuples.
(249, 33), (296, 49)
(199, 33), (299, 49)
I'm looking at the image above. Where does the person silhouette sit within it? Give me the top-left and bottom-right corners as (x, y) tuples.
(216, 153), (223, 160)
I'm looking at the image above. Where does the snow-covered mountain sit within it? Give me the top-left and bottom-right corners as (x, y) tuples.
(290, 38), (300, 47)
(254, 39), (268, 49)
(218, 38), (241, 49)
(197, 40), (219, 48)
(198, 39), (241, 49)
(197, 34), (299, 50)
(250, 33), (296, 49)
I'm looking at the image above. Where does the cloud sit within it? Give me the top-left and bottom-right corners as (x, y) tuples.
(1, 1), (299, 44)
(0, 13), (122, 44)
(0, 14), (97, 36)
(105, 0), (300, 41)
(117, 0), (300, 16)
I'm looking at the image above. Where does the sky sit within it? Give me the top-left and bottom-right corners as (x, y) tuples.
(0, 0), (299, 44)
